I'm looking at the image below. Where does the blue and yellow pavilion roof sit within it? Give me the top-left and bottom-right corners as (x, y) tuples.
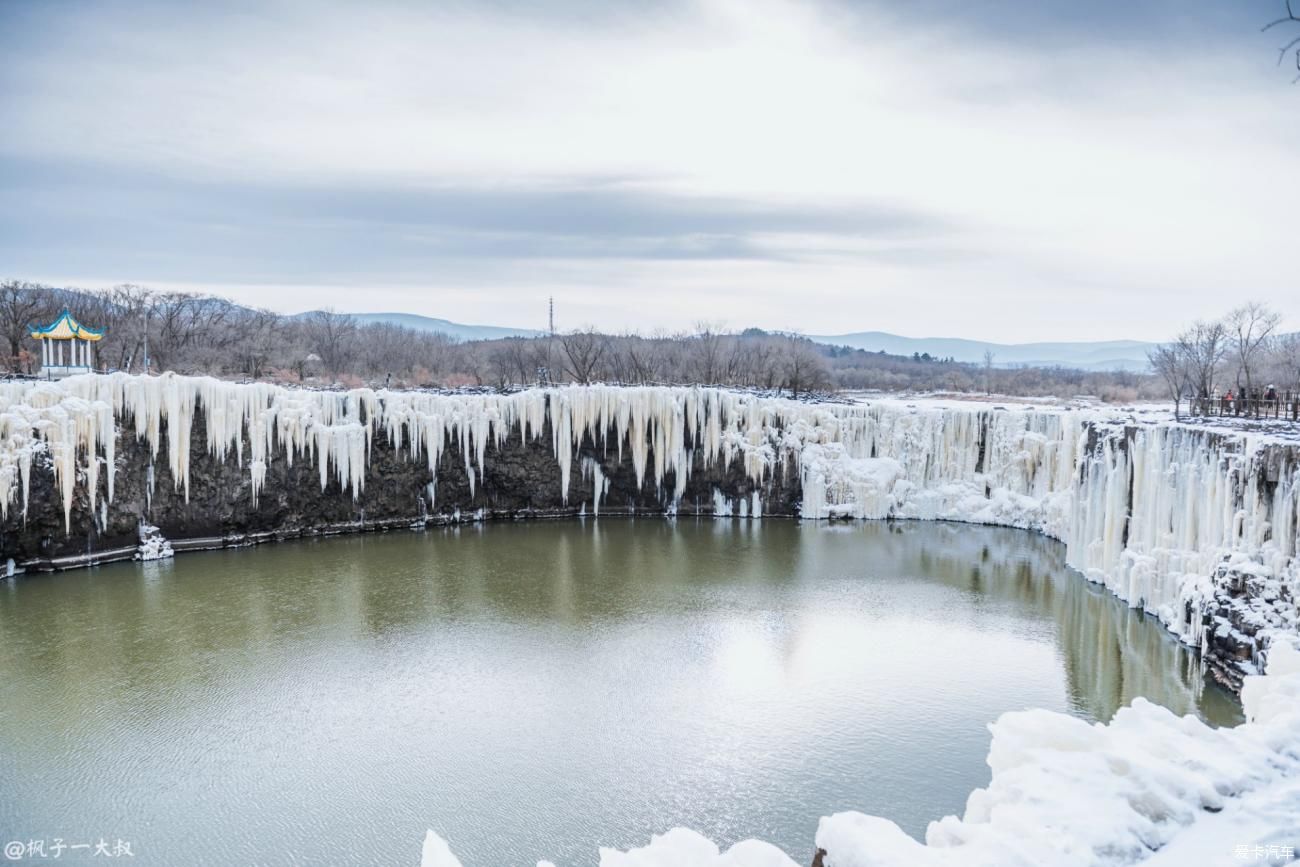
(31, 310), (105, 341)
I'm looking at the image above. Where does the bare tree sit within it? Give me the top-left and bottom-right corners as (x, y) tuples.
(1264, 1), (1300, 82)
(1147, 344), (1191, 418)
(488, 337), (538, 386)
(303, 309), (359, 377)
(238, 309), (286, 379)
(780, 334), (831, 398)
(92, 285), (154, 372)
(143, 293), (238, 373)
(0, 281), (48, 372)
(982, 350), (995, 395)
(1273, 333), (1300, 395)
(620, 336), (658, 384)
(1226, 302), (1282, 410)
(558, 328), (608, 384)
(1176, 319), (1229, 401)
(687, 322), (730, 385)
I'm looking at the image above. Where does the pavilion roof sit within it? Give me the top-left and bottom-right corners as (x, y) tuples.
(31, 310), (105, 342)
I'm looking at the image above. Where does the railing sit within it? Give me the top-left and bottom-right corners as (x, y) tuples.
(1184, 391), (1300, 422)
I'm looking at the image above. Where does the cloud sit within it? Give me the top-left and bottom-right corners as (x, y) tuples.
(1, 0), (1297, 340)
(0, 156), (955, 277)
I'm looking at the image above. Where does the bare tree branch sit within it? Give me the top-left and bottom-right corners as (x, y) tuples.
(1264, 1), (1300, 81)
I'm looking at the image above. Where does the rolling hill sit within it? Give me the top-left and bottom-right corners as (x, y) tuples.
(332, 312), (1155, 371)
(304, 312), (541, 342)
(808, 331), (1155, 372)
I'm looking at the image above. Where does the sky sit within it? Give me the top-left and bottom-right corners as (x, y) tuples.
(2, 0), (1298, 342)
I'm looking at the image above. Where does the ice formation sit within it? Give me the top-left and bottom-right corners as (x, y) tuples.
(4, 374), (1296, 676)
(3, 376), (1298, 659)
(135, 522), (174, 561)
(4, 374), (1300, 865)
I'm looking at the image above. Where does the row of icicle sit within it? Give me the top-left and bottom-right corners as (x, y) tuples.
(0, 373), (870, 531)
(2, 375), (1297, 652)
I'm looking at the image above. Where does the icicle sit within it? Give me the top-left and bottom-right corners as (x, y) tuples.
(580, 457), (610, 517)
(2, 374), (1299, 663)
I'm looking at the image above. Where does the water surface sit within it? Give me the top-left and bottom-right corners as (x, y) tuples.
(0, 520), (1239, 866)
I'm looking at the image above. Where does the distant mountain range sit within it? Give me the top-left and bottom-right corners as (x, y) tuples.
(304, 312), (541, 342)
(808, 331), (1156, 372)
(332, 312), (1155, 372)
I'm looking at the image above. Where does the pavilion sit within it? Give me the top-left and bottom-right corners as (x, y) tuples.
(31, 310), (104, 379)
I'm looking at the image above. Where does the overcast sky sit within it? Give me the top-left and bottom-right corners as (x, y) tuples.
(2, 0), (1298, 342)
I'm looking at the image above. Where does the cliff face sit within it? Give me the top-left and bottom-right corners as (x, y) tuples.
(2, 374), (1298, 690)
(2, 407), (799, 566)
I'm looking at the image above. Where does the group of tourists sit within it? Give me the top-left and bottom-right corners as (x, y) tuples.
(1218, 385), (1282, 415)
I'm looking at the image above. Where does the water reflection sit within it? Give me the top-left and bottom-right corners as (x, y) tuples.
(0, 520), (1238, 867)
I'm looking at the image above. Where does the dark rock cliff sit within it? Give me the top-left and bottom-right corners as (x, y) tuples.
(1, 409), (802, 570)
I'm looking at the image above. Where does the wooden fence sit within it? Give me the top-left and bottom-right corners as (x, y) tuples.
(1184, 391), (1300, 422)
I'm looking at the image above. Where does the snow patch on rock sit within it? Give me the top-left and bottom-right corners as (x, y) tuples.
(135, 522), (174, 561)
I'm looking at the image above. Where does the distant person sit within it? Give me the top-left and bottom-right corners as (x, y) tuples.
(1223, 390), (1234, 414)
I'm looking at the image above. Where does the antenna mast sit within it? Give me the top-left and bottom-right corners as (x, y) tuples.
(548, 296), (555, 336)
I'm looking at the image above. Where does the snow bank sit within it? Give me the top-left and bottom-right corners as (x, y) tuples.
(416, 646), (1300, 866)
(813, 642), (1300, 867)
(417, 827), (799, 867)
(421, 830), (469, 867)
